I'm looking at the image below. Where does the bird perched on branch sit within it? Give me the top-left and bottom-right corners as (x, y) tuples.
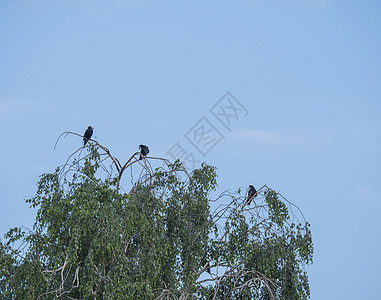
(246, 185), (257, 205)
(139, 144), (149, 160)
(83, 126), (93, 146)
(201, 257), (211, 275)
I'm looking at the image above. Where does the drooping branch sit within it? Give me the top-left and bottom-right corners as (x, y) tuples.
(54, 131), (191, 193)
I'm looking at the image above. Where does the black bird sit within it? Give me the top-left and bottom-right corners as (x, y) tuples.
(201, 257), (211, 275)
(206, 261), (211, 275)
(139, 144), (149, 160)
(246, 185), (257, 205)
(83, 126), (93, 145)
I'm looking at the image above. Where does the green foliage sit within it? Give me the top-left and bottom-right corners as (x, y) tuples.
(0, 146), (313, 299)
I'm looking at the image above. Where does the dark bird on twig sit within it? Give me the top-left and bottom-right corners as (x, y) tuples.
(83, 126), (93, 146)
(205, 261), (211, 275)
(246, 185), (257, 205)
(139, 144), (149, 160)
(201, 257), (211, 275)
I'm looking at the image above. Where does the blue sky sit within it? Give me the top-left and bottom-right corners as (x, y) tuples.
(1, 0), (380, 298)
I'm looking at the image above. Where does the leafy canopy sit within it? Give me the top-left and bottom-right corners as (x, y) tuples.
(0, 143), (313, 299)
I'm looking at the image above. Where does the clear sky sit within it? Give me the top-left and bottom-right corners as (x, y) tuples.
(1, 1), (380, 299)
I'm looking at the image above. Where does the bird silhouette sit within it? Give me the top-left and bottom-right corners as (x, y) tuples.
(201, 257), (211, 275)
(246, 185), (257, 205)
(139, 144), (149, 160)
(83, 126), (93, 146)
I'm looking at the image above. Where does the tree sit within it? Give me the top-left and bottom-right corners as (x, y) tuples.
(0, 135), (313, 299)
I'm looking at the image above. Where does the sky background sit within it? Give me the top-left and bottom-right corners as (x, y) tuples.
(1, 0), (380, 298)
